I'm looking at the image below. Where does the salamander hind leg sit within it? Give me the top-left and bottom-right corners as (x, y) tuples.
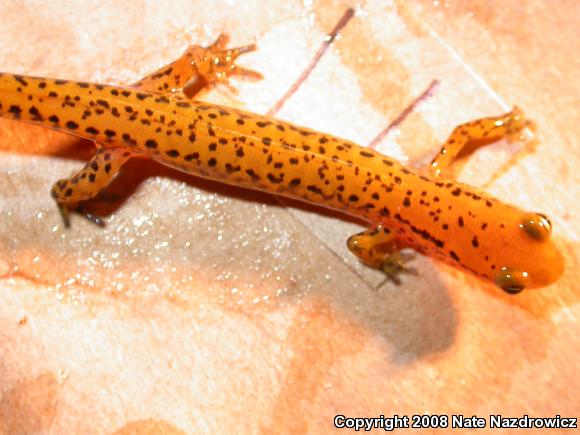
(347, 226), (416, 285)
(428, 107), (530, 177)
(187, 33), (263, 93)
(134, 33), (263, 96)
(51, 146), (135, 227)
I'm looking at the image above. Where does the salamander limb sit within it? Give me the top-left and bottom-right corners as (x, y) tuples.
(347, 225), (416, 284)
(51, 146), (135, 226)
(134, 33), (263, 95)
(428, 106), (529, 177)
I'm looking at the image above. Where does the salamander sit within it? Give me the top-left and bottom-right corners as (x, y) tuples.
(0, 34), (564, 293)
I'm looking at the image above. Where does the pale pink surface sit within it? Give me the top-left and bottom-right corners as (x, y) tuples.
(0, 1), (578, 433)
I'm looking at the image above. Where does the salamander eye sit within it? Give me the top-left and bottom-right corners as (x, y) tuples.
(495, 267), (531, 294)
(520, 212), (552, 241)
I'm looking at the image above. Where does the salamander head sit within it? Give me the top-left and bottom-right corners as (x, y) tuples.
(494, 212), (564, 293)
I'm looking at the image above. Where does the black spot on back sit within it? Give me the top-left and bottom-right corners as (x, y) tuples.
(8, 105), (22, 117)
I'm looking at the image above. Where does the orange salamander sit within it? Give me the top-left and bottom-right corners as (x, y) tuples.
(0, 34), (564, 293)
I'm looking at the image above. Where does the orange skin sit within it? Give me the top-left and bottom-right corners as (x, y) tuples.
(0, 35), (564, 293)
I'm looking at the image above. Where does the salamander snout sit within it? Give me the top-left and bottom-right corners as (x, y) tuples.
(495, 212), (564, 293)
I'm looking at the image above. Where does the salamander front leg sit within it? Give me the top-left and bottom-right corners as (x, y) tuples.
(51, 146), (135, 227)
(428, 107), (530, 177)
(347, 225), (416, 285)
